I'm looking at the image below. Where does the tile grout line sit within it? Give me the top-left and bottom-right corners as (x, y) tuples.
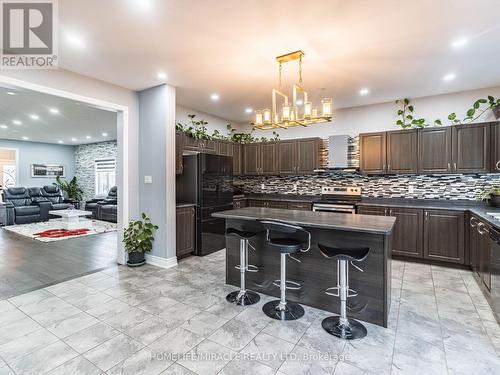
(388, 260), (404, 375)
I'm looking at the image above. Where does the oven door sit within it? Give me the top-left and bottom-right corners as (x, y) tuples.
(312, 203), (356, 214)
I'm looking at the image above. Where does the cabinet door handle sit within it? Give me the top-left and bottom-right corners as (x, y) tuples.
(477, 222), (489, 235)
(470, 217), (478, 228)
(454, 162), (457, 170)
(389, 209), (393, 216)
(425, 211), (429, 220)
(447, 163), (451, 171)
(496, 160), (500, 170)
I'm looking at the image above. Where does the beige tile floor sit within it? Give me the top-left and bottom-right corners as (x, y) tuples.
(0, 250), (499, 375)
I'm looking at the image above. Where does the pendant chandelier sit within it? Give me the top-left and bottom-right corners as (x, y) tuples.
(253, 50), (332, 130)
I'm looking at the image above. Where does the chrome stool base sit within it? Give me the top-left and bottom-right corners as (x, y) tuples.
(226, 290), (260, 306)
(322, 316), (367, 340)
(263, 300), (305, 321)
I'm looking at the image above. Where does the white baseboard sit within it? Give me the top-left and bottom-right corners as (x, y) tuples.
(145, 254), (178, 269)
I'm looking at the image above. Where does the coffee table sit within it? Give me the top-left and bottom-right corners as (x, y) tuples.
(48, 210), (93, 230)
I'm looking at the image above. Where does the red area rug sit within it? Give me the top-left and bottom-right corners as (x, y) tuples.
(33, 228), (90, 238)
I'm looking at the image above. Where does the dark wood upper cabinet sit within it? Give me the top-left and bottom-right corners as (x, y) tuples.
(243, 143), (260, 175)
(423, 209), (465, 264)
(176, 205), (195, 259)
(491, 122), (500, 172)
(296, 138), (321, 174)
(183, 136), (216, 154)
(452, 123), (490, 173)
(175, 131), (184, 175)
(217, 141), (233, 157)
(389, 207), (423, 258)
(386, 130), (418, 174)
(277, 140), (297, 175)
(260, 142), (278, 175)
(418, 127), (452, 174)
(233, 143), (242, 176)
(359, 132), (387, 174)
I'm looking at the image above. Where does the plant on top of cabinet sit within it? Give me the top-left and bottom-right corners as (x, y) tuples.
(176, 114), (212, 139)
(226, 123), (280, 144)
(395, 98), (428, 129)
(478, 185), (500, 207)
(440, 96), (500, 126)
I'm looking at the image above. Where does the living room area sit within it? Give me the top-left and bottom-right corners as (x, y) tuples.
(0, 85), (120, 299)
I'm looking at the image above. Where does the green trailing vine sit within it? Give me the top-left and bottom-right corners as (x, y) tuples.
(176, 114), (280, 144)
(395, 98), (426, 128)
(396, 96), (500, 129)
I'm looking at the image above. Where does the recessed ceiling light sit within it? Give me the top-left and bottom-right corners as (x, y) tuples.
(6, 91), (17, 96)
(157, 72), (167, 80)
(296, 99), (304, 106)
(451, 38), (468, 49)
(22, 136), (29, 140)
(58, 140), (64, 144)
(71, 138), (77, 142)
(210, 93), (220, 101)
(12, 119), (22, 125)
(29, 114), (40, 120)
(443, 73), (456, 81)
(102, 132), (108, 137)
(49, 108), (60, 114)
(245, 108), (253, 114)
(65, 32), (85, 49)
(129, 0), (152, 12)
(0, 125), (7, 129)
(86, 135), (92, 139)
(359, 88), (370, 96)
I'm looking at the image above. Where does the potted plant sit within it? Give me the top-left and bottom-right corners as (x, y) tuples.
(53, 176), (84, 203)
(123, 213), (159, 267)
(478, 186), (500, 207)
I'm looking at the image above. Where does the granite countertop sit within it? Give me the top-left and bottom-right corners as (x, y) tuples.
(213, 207), (395, 234)
(176, 202), (196, 208)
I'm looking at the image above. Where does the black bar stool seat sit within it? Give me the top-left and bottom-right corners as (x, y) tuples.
(266, 238), (302, 253)
(226, 228), (258, 239)
(318, 242), (370, 340)
(318, 244), (370, 262)
(225, 227), (261, 306)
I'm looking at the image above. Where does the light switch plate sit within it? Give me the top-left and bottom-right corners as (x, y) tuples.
(144, 176), (153, 184)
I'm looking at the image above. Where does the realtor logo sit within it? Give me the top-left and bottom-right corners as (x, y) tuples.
(1, 0), (58, 69)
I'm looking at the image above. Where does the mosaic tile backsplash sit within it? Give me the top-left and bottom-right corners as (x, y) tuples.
(235, 172), (500, 201)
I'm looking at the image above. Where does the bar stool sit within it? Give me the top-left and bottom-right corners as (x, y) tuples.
(225, 227), (260, 306)
(318, 243), (370, 340)
(260, 221), (311, 321)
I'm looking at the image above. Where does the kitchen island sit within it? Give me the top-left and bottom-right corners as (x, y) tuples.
(213, 207), (396, 327)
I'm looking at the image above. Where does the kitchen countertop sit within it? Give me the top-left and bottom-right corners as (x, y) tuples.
(213, 207), (395, 234)
(232, 193), (500, 230)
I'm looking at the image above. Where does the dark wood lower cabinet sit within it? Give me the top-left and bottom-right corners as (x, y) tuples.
(423, 210), (465, 264)
(390, 207), (423, 258)
(176, 206), (195, 259)
(470, 215), (492, 291)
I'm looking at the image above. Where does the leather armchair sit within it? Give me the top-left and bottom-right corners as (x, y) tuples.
(2, 187), (49, 224)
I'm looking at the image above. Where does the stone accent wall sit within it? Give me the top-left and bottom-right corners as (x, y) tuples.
(235, 172), (500, 201)
(75, 141), (117, 201)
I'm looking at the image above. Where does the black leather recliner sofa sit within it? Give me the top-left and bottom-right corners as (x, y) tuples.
(85, 186), (117, 223)
(41, 185), (72, 211)
(3, 187), (51, 225)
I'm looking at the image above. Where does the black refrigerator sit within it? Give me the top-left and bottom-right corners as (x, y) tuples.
(176, 153), (233, 256)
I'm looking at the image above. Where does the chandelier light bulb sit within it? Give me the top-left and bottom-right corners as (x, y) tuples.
(255, 110), (263, 126)
(321, 98), (333, 117)
(263, 109), (271, 124)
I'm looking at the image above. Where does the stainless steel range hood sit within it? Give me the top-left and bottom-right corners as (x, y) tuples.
(315, 135), (358, 172)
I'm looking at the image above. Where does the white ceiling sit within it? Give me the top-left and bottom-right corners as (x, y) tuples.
(0, 86), (117, 145)
(42, 0), (500, 123)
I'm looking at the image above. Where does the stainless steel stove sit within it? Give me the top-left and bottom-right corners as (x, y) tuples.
(312, 186), (361, 214)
